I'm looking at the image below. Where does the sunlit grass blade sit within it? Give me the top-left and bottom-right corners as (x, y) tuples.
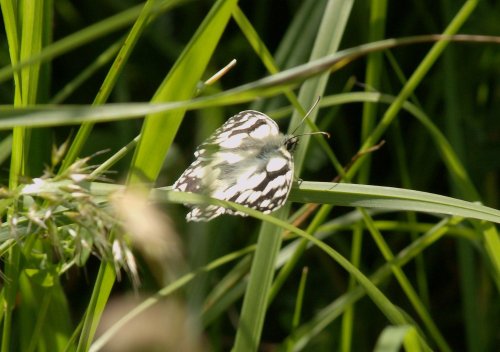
(290, 181), (500, 223)
(156, 183), (500, 224)
(2, 1), (46, 350)
(128, 0), (238, 184)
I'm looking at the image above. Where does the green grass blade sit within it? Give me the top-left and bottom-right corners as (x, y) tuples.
(359, 0), (387, 183)
(340, 223), (363, 352)
(20, 0), (44, 105)
(76, 263), (116, 352)
(286, 267), (308, 351)
(0, 134), (13, 165)
(61, 0), (162, 172)
(290, 182), (500, 223)
(233, 219), (284, 351)
(482, 222), (500, 287)
(2, 1), (45, 350)
(129, 0), (238, 184)
(156, 182), (500, 226)
(233, 1), (354, 350)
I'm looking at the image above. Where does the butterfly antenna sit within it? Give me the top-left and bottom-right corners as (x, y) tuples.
(294, 131), (330, 139)
(291, 96), (321, 135)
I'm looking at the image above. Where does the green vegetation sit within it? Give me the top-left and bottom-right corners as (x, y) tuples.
(0, 0), (499, 351)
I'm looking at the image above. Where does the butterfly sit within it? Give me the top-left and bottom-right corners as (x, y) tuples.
(173, 103), (326, 221)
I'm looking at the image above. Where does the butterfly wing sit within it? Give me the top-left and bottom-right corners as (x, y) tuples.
(195, 110), (280, 154)
(173, 110), (293, 221)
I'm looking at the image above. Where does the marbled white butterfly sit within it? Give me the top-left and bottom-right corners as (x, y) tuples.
(173, 103), (326, 221)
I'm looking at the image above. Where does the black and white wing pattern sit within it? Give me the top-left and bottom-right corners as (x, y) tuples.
(173, 110), (298, 221)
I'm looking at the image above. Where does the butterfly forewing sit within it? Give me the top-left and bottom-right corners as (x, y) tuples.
(173, 110), (295, 221)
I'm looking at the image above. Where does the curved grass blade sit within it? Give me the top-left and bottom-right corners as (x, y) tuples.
(1, 35), (499, 130)
(290, 181), (500, 224)
(155, 181), (500, 227)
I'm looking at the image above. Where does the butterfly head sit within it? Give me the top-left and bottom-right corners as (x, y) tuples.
(284, 135), (299, 153)
(284, 130), (329, 155)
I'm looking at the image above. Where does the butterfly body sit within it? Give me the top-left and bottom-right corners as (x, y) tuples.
(173, 110), (299, 221)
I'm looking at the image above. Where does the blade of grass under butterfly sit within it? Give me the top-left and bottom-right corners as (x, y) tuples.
(289, 182), (500, 224)
(158, 183), (500, 225)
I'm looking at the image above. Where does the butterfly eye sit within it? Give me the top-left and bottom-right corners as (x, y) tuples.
(285, 137), (299, 152)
